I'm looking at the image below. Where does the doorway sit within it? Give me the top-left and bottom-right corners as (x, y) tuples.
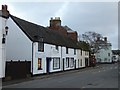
(46, 58), (51, 74)
(85, 58), (89, 67)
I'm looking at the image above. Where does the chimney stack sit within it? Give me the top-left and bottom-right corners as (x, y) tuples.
(67, 31), (78, 42)
(2, 5), (8, 11)
(1, 5), (9, 18)
(50, 17), (61, 27)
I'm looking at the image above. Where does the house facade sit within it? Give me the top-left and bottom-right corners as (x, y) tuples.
(95, 37), (112, 63)
(0, 5), (9, 78)
(0, 5), (89, 79)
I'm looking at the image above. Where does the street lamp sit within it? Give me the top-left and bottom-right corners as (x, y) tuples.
(2, 34), (5, 44)
(5, 26), (8, 35)
(2, 26), (8, 44)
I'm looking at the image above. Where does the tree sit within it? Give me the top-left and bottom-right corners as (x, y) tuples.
(80, 31), (108, 54)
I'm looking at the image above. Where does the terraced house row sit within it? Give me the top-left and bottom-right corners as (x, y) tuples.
(0, 5), (90, 80)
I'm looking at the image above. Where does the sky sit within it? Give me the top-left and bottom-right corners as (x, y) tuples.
(0, 0), (118, 50)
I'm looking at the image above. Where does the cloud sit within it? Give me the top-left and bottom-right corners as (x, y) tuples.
(62, 2), (118, 49)
(54, 2), (69, 20)
(1, 2), (118, 49)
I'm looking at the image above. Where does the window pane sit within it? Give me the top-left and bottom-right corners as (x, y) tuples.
(66, 58), (69, 68)
(70, 58), (74, 67)
(38, 42), (44, 52)
(53, 58), (60, 70)
(38, 58), (42, 70)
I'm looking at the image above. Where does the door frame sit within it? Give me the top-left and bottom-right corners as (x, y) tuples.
(46, 57), (51, 74)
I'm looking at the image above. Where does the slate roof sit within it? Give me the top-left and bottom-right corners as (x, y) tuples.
(10, 15), (89, 50)
(64, 25), (75, 32)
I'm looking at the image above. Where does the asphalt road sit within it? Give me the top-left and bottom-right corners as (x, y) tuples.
(2, 63), (118, 88)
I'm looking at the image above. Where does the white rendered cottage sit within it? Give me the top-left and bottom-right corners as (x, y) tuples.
(95, 37), (112, 63)
(0, 5), (89, 79)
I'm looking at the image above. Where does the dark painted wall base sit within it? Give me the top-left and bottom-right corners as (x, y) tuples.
(3, 61), (31, 81)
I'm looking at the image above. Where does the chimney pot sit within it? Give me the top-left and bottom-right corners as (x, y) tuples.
(4, 5), (8, 10)
(1, 5), (8, 11)
(2, 5), (4, 10)
(50, 17), (61, 27)
(55, 17), (60, 20)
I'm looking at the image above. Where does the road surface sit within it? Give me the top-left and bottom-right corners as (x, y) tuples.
(2, 63), (118, 88)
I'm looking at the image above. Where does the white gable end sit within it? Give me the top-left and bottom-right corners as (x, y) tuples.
(6, 17), (32, 61)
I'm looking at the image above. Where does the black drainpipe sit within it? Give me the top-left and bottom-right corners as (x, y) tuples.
(32, 42), (34, 76)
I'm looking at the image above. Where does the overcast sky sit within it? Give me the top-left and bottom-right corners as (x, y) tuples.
(1, 1), (118, 50)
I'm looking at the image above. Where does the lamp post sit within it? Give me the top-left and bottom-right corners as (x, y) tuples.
(5, 26), (8, 35)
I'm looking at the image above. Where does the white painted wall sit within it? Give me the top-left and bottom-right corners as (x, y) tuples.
(32, 43), (62, 75)
(32, 42), (46, 75)
(85, 51), (89, 66)
(81, 51), (85, 67)
(0, 16), (7, 78)
(62, 47), (77, 70)
(95, 46), (112, 63)
(77, 49), (88, 68)
(44, 44), (62, 72)
(33, 43), (84, 75)
(6, 18), (32, 61)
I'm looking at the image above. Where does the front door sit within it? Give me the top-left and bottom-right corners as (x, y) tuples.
(46, 58), (51, 74)
(85, 58), (89, 67)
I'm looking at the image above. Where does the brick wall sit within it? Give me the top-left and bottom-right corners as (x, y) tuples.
(67, 31), (78, 42)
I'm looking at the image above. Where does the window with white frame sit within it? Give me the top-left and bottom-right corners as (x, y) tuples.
(53, 58), (60, 70)
(66, 58), (69, 68)
(38, 42), (44, 52)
